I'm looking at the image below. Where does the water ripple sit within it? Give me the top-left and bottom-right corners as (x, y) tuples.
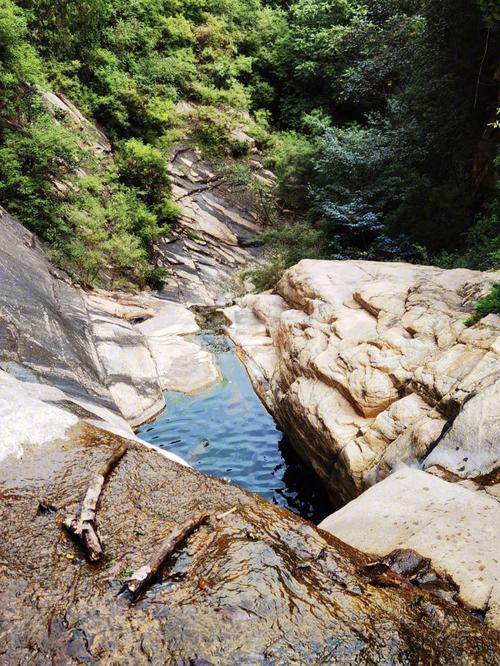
(139, 334), (331, 523)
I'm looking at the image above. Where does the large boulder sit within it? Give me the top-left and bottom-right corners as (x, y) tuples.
(0, 390), (498, 664)
(319, 467), (500, 629)
(224, 260), (500, 505)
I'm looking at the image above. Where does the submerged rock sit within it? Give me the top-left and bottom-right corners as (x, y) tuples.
(0, 406), (498, 664)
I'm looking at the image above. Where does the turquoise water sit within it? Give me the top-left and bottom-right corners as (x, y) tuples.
(139, 334), (331, 523)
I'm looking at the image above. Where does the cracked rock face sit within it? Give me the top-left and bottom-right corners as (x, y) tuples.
(1, 397), (499, 665)
(224, 259), (500, 625)
(156, 147), (269, 306)
(225, 260), (500, 503)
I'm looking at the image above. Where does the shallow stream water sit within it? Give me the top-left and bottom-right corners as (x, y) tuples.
(139, 333), (331, 522)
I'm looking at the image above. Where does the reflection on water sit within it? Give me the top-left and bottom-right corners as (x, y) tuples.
(139, 334), (332, 523)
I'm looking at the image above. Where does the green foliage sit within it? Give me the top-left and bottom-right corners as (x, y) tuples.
(17, 0), (110, 60)
(0, 116), (86, 236)
(266, 131), (316, 209)
(242, 253), (286, 292)
(259, 221), (325, 267)
(0, 0), (44, 117)
(436, 195), (500, 272)
(116, 138), (170, 203)
(467, 284), (500, 325)
(244, 220), (325, 290)
(262, 0), (499, 263)
(1, 0), (498, 289)
(477, 0), (500, 25)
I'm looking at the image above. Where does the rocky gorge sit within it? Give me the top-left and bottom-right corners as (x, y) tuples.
(0, 100), (499, 661)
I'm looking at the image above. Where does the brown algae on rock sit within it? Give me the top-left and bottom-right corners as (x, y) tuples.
(0, 422), (499, 665)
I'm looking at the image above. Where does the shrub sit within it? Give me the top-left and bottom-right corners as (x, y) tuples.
(0, 115), (86, 237)
(241, 253), (286, 292)
(467, 284), (500, 325)
(116, 138), (170, 203)
(266, 131), (316, 209)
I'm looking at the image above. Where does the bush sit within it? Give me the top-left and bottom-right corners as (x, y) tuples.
(0, 115), (86, 237)
(191, 106), (244, 156)
(146, 265), (170, 291)
(467, 284), (500, 325)
(435, 195), (500, 272)
(266, 131), (316, 209)
(259, 221), (325, 267)
(241, 253), (286, 292)
(243, 220), (325, 291)
(116, 139), (170, 204)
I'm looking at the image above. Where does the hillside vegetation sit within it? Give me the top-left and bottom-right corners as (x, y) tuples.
(0, 0), (498, 290)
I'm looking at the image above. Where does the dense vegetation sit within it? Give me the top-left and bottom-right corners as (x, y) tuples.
(0, 0), (498, 295)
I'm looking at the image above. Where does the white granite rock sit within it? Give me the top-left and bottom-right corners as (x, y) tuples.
(225, 259), (500, 504)
(0, 383), (78, 462)
(319, 467), (500, 628)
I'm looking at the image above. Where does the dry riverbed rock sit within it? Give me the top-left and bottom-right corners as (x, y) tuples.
(319, 467), (500, 630)
(1, 398), (499, 664)
(224, 259), (500, 504)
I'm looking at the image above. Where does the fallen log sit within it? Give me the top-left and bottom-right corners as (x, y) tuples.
(65, 444), (128, 561)
(123, 512), (210, 599)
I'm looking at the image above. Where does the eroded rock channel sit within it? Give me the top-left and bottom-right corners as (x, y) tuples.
(139, 330), (332, 522)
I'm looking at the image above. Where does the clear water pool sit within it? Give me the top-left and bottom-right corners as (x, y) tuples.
(139, 334), (331, 523)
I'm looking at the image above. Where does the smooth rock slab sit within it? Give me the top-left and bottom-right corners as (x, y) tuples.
(319, 467), (500, 629)
(137, 300), (200, 337)
(0, 384), (78, 462)
(0, 426), (498, 664)
(148, 335), (220, 394)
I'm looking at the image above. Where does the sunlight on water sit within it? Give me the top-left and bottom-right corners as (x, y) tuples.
(139, 334), (331, 522)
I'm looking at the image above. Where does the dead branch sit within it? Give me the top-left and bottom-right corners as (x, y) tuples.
(175, 178), (224, 201)
(216, 506), (237, 521)
(123, 512), (210, 598)
(65, 444), (128, 562)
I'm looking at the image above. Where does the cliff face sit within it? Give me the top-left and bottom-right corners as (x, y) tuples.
(224, 259), (500, 626)
(156, 145), (270, 306)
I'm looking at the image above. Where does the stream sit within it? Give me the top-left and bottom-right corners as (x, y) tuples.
(139, 333), (331, 523)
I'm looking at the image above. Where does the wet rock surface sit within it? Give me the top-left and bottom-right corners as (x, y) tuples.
(1, 420), (499, 665)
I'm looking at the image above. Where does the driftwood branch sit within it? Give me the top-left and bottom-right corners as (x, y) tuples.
(175, 178), (224, 201)
(123, 512), (210, 598)
(216, 506), (237, 521)
(65, 444), (128, 561)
